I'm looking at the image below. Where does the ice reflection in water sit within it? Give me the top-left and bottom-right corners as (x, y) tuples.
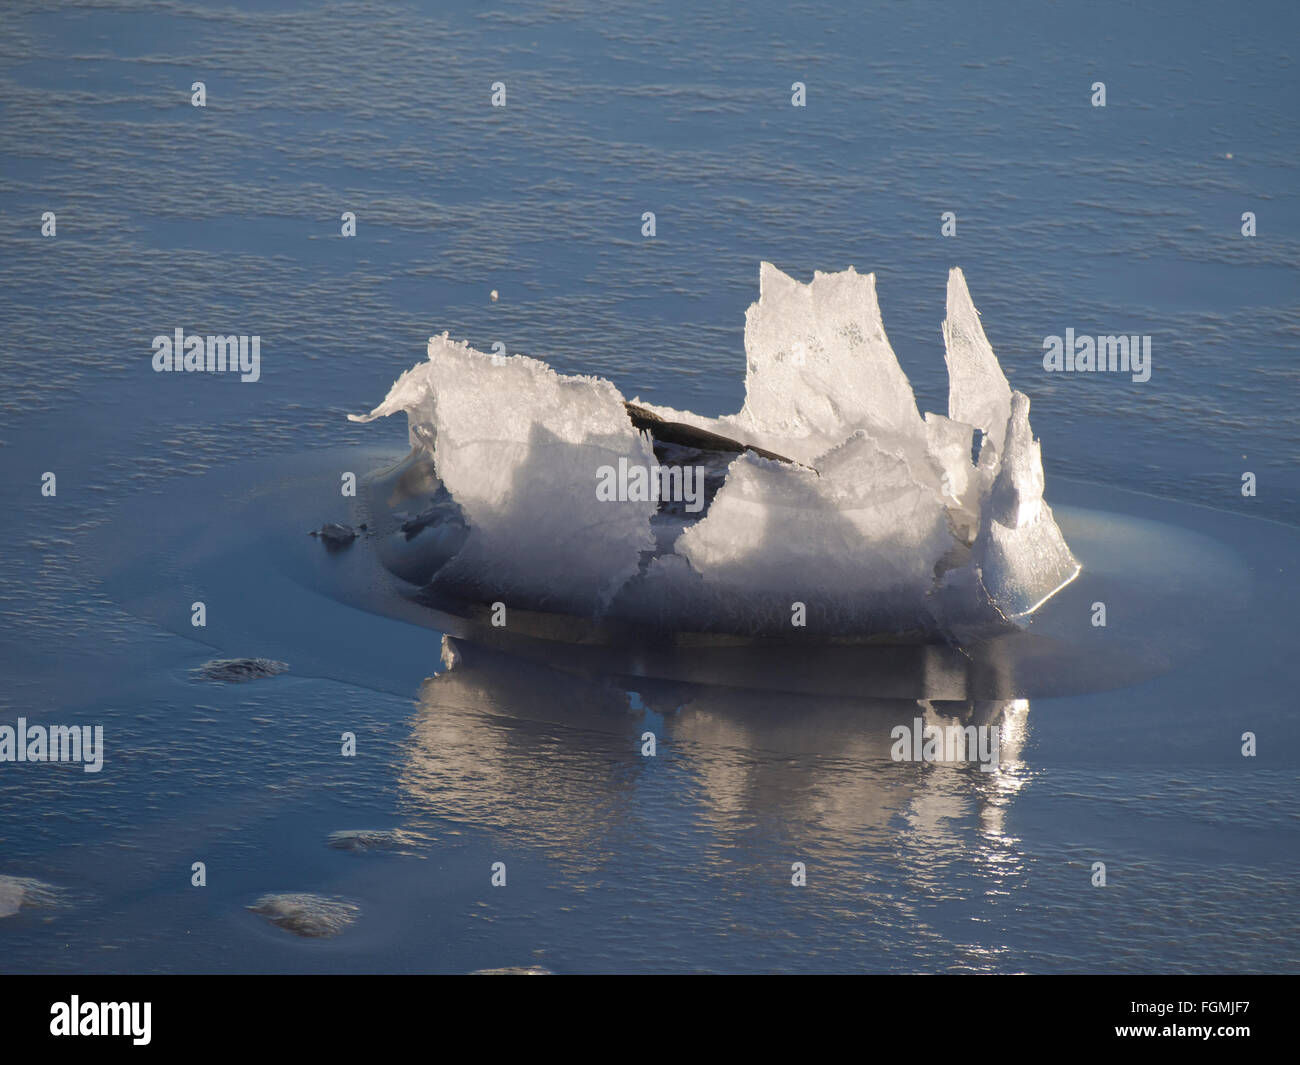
(394, 636), (1036, 967)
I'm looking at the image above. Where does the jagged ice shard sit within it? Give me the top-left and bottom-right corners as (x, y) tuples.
(350, 264), (1080, 638)
(351, 340), (657, 615)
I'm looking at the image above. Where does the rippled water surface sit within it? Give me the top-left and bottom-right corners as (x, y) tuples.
(1, 0), (1297, 972)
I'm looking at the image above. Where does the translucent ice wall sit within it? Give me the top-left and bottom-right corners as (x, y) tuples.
(351, 335), (657, 614)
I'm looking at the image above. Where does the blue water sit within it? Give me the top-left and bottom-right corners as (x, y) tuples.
(0, 0), (1297, 972)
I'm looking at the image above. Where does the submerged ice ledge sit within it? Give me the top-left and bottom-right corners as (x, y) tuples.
(350, 263), (1080, 638)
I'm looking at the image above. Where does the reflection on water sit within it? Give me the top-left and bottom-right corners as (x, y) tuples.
(395, 636), (1034, 966)
(360, 448), (1237, 704)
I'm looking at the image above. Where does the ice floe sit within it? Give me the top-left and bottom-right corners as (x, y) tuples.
(351, 264), (1079, 637)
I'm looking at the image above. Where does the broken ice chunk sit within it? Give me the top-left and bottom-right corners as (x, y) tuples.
(0, 875), (65, 918)
(631, 432), (956, 632)
(737, 263), (928, 463)
(973, 392), (1080, 617)
(311, 521), (358, 547)
(924, 413), (979, 512)
(352, 334), (656, 614)
(350, 264), (1081, 637)
(192, 658), (289, 683)
(987, 392), (1045, 528)
(248, 893), (359, 937)
(944, 267), (1014, 457)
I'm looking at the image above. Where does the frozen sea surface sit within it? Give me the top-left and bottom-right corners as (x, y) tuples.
(0, 0), (1297, 972)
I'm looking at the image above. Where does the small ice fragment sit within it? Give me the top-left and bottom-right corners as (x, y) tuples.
(327, 829), (423, 854)
(0, 875), (64, 918)
(193, 658), (289, 683)
(311, 521), (357, 547)
(248, 893), (359, 937)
